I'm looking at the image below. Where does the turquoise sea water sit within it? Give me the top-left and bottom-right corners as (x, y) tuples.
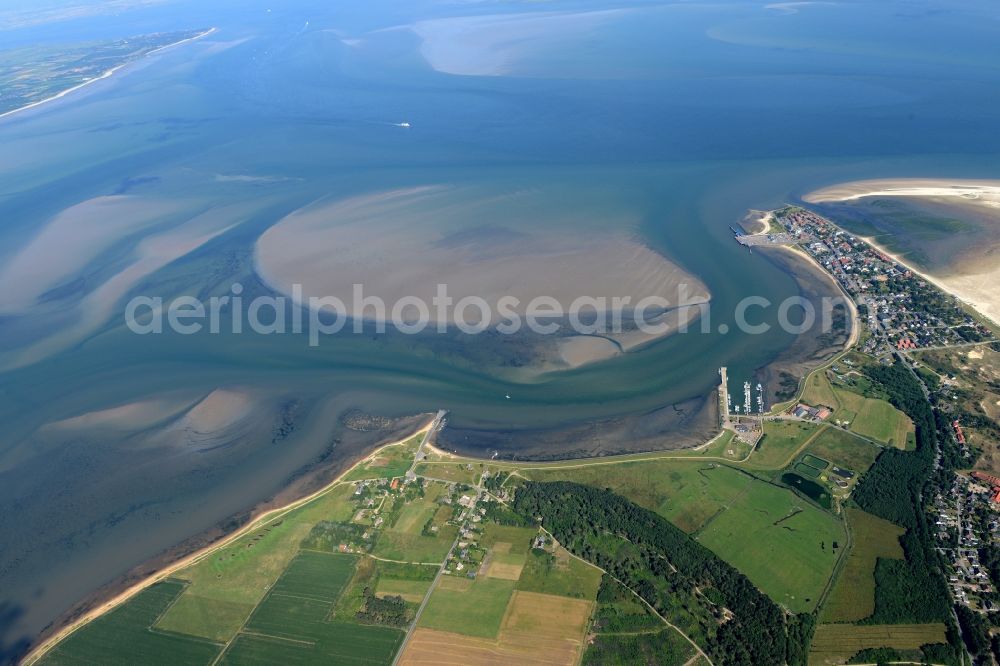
(1, 0), (999, 656)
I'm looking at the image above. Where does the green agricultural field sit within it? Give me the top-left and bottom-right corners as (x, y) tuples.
(850, 397), (912, 448)
(331, 556), (438, 623)
(269, 551), (356, 601)
(217, 551), (404, 664)
(809, 623), (947, 666)
(244, 551), (357, 639)
(750, 421), (823, 469)
(418, 576), (515, 638)
(801, 371), (840, 409)
(154, 595), (253, 645)
(822, 508), (905, 623)
(800, 371), (913, 448)
(481, 524), (537, 553)
(392, 498), (439, 535)
(373, 526), (457, 562)
(342, 434), (423, 481)
(156, 483), (357, 641)
(695, 478), (845, 613)
(413, 462), (483, 484)
(523, 457), (843, 612)
(515, 546), (603, 599)
(219, 622), (403, 665)
(376, 577), (433, 603)
(804, 427), (881, 475)
(38, 581), (222, 666)
(523, 461), (755, 533)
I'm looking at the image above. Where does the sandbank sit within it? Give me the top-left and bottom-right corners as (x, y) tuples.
(407, 10), (627, 76)
(44, 395), (198, 433)
(804, 178), (1000, 207)
(254, 186), (710, 355)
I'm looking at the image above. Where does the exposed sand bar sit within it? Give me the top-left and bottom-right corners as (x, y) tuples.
(0, 195), (190, 313)
(804, 178), (1000, 325)
(0, 198), (250, 370)
(804, 178), (1000, 207)
(254, 186), (710, 349)
(44, 395), (199, 433)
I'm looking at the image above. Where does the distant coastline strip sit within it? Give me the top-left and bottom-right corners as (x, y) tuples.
(0, 27), (217, 122)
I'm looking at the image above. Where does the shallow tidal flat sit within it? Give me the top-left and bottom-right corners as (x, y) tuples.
(254, 185), (710, 371)
(805, 179), (1000, 325)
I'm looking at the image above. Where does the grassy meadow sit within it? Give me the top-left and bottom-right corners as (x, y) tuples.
(417, 576), (515, 638)
(822, 508), (905, 623)
(809, 623), (947, 665)
(800, 370), (913, 448)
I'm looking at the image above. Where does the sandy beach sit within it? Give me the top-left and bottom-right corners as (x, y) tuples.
(804, 178), (1000, 206)
(0, 28), (216, 123)
(857, 237), (1000, 328)
(804, 178), (1000, 326)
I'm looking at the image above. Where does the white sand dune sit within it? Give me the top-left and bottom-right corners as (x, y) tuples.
(804, 178), (1000, 325)
(254, 186), (710, 335)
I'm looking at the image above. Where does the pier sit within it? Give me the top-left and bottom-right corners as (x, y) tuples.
(719, 367), (731, 429)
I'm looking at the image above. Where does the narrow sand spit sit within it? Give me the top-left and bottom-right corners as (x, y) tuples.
(804, 178), (1000, 326)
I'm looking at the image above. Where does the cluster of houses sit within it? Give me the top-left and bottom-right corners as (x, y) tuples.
(934, 473), (999, 614)
(774, 207), (994, 356)
(444, 493), (490, 576)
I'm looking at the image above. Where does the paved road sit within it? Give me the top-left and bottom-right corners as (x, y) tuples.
(392, 432), (482, 666)
(406, 409), (447, 476)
